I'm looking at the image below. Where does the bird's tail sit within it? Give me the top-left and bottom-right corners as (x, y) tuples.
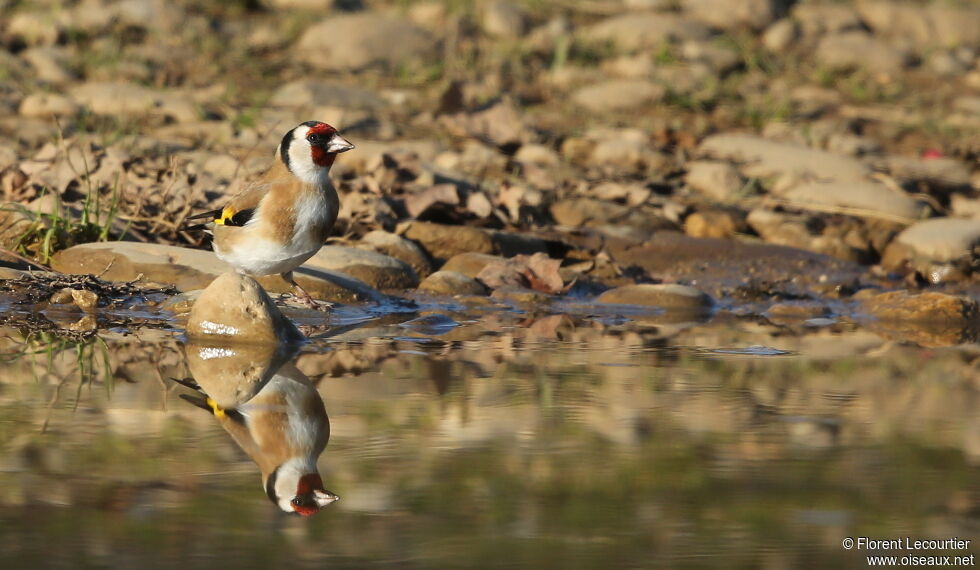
(182, 209), (220, 232)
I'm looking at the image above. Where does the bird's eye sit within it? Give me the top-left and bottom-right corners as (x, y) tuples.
(307, 133), (321, 144)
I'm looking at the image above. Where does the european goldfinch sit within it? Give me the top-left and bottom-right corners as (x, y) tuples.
(187, 121), (354, 307)
(175, 362), (338, 517)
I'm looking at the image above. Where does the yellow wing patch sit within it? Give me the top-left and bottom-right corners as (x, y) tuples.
(215, 206), (237, 226)
(206, 397), (227, 419)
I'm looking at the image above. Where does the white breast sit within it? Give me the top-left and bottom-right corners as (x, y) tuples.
(214, 189), (335, 277)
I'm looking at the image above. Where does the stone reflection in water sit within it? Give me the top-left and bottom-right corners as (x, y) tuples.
(175, 341), (338, 517)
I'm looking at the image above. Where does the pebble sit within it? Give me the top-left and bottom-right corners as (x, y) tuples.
(417, 271), (489, 296)
(186, 272), (304, 345)
(596, 283), (714, 312)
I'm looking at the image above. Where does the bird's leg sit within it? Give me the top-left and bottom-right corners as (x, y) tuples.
(281, 271), (327, 311)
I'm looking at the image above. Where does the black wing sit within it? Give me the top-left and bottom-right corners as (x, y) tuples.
(182, 207), (256, 231)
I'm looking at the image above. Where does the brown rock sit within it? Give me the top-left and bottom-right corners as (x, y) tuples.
(304, 245), (418, 290)
(398, 221), (494, 263)
(597, 283), (714, 312)
(441, 252), (506, 278)
(417, 271), (489, 296)
(766, 301), (831, 320)
(357, 230), (432, 278)
(186, 272), (304, 345)
(859, 290), (979, 346)
(607, 232), (863, 299)
(862, 291), (978, 323)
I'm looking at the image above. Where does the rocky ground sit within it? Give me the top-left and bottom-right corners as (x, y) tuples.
(0, 0), (979, 340)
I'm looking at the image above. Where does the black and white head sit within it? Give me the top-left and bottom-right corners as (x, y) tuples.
(278, 121), (354, 184)
(266, 464), (339, 517)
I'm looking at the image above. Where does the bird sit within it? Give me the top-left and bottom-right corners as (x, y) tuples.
(185, 121), (354, 308)
(174, 360), (338, 517)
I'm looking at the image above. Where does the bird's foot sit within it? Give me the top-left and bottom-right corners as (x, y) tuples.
(294, 290), (331, 312)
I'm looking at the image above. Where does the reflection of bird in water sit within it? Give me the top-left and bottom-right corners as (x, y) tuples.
(175, 348), (338, 517)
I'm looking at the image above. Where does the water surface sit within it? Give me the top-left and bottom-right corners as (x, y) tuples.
(1, 310), (978, 568)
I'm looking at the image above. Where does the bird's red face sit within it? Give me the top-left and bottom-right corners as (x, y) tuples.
(289, 473), (339, 517)
(302, 122), (354, 168)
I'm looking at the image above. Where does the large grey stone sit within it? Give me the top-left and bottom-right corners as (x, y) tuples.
(50, 242), (383, 303)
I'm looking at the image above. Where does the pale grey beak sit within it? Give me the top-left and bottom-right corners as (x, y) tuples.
(327, 134), (355, 153)
(314, 489), (340, 506)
